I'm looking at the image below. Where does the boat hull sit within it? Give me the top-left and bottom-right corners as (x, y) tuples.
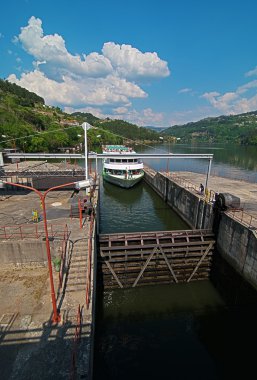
(102, 171), (144, 188)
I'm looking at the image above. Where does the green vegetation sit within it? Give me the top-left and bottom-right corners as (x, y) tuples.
(0, 79), (160, 152)
(2, 78), (257, 151)
(0, 79), (44, 106)
(92, 118), (159, 141)
(162, 113), (257, 145)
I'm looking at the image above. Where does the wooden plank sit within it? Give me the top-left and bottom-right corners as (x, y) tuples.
(132, 247), (158, 287)
(104, 261), (124, 288)
(99, 229), (214, 241)
(99, 229), (216, 289)
(186, 242), (214, 282)
(99, 239), (215, 253)
(159, 245), (178, 283)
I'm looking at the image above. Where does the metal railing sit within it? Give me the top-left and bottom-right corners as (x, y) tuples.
(86, 213), (94, 310)
(70, 304), (83, 380)
(0, 223), (69, 240)
(58, 224), (70, 288)
(161, 170), (257, 230)
(226, 209), (257, 229)
(162, 171), (217, 203)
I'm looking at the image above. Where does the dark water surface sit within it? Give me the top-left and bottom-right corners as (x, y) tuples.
(93, 144), (257, 380)
(94, 282), (257, 380)
(99, 180), (188, 233)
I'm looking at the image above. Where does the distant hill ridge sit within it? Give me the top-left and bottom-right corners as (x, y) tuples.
(0, 79), (159, 152)
(162, 111), (257, 145)
(1, 78), (257, 148)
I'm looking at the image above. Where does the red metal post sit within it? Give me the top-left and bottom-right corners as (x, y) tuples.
(2, 180), (76, 324)
(79, 200), (83, 229)
(40, 194), (60, 322)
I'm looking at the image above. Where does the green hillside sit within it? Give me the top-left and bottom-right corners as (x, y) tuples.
(4, 78), (257, 150)
(92, 118), (159, 141)
(162, 113), (257, 145)
(0, 79), (159, 152)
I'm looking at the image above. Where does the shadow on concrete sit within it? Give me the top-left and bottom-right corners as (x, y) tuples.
(0, 312), (90, 380)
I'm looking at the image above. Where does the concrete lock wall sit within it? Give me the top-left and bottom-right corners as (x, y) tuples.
(217, 214), (257, 291)
(0, 239), (60, 265)
(165, 179), (214, 229)
(144, 169), (257, 290)
(144, 170), (214, 229)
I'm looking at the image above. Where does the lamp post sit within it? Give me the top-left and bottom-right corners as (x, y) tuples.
(96, 135), (101, 177)
(81, 122), (93, 180)
(0, 180), (79, 323)
(1, 134), (16, 149)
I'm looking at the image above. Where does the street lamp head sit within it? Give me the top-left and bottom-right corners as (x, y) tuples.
(81, 122), (93, 131)
(74, 178), (94, 190)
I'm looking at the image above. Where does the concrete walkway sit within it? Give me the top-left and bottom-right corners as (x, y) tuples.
(160, 171), (257, 229)
(0, 190), (96, 379)
(166, 171), (257, 217)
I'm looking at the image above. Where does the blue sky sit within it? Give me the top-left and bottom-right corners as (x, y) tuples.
(1, 0), (257, 127)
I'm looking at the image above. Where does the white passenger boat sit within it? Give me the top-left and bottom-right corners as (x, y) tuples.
(102, 145), (144, 188)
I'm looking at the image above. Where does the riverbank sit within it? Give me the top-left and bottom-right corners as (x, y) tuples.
(165, 171), (257, 220)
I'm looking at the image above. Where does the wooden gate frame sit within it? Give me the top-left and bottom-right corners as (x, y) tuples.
(100, 230), (215, 288)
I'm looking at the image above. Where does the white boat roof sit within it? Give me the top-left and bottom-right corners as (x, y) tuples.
(104, 162), (143, 170)
(102, 145), (136, 154)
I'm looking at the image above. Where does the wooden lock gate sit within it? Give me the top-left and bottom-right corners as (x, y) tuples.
(98, 229), (216, 289)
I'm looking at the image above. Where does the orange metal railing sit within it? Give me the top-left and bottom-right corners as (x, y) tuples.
(86, 213), (94, 309)
(70, 304), (83, 380)
(58, 224), (69, 288)
(0, 223), (69, 240)
(226, 208), (257, 229)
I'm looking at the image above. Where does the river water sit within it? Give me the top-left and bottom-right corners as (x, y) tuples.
(135, 142), (257, 182)
(93, 143), (257, 380)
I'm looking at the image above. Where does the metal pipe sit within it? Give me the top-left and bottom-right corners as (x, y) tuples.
(1, 180), (76, 323)
(6, 152), (214, 160)
(84, 124), (88, 180)
(205, 157), (212, 192)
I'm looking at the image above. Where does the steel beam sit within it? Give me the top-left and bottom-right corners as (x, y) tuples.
(6, 152), (213, 160)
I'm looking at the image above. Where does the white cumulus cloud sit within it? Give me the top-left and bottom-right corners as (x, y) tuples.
(178, 88), (192, 94)
(8, 70), (147, 106)
(102, 42), (170, 79)
(245, 66), (257, 77)
(202, 64), (257, 115)
(7, 16), (170, 126)
(201, 86), (257, 114)
(65, 105), (163, 127)
(18, 16), (113, 80)
(110, 107), (164, 126)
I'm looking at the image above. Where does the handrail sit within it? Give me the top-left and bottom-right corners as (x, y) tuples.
(163, 171), (216, 202)
(58, 224), (69, 288)
(86, 213), (94, 309)
(0, 223), (68, 240)
(226, 208), (257, 229)
(163, 171), (257, 229)
(70, 304), (83, 380)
